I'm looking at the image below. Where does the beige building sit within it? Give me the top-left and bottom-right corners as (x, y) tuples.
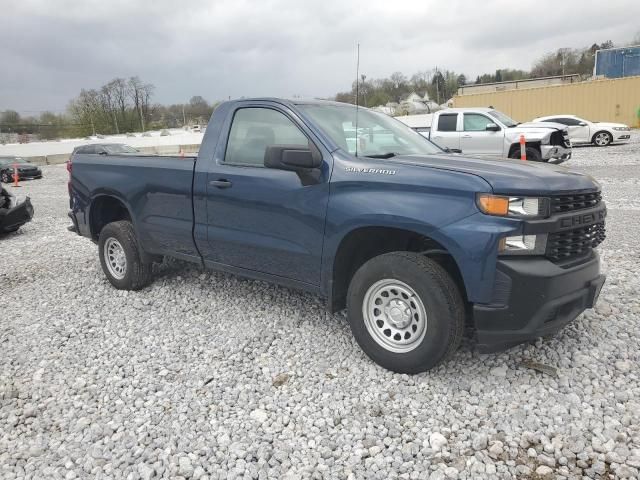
(453, 76), (640, 127)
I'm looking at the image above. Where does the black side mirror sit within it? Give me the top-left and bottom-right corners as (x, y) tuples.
(485, 123), (500, 132)
(264, 144), (322, 171)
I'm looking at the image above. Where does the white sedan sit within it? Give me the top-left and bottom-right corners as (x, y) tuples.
(533, 114), (631, 147)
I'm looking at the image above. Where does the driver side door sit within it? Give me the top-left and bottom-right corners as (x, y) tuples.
(202, 104), (331, 286)
(460, 113), (504, 156)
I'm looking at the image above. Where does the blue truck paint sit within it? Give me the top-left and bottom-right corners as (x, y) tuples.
(69, 98), (606, 353)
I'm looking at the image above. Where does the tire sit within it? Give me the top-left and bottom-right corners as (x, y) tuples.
(509, 146), (542, 162)
(592, 131), (612, 147)
(98, 220), (152, 290)
(346, 252), (465, 374)
(1, 171), (11, 183)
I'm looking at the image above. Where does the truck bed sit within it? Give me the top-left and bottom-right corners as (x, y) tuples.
(70, 153), (200, 261)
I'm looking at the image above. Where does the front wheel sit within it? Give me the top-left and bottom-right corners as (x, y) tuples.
(98, 220), (152, 290)
(346, 252), (465, 373)
(509, 146), (542, 161)
(592, 131), (612, 147)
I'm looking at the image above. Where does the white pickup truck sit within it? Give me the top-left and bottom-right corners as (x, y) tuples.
(397, 107), (572, 162)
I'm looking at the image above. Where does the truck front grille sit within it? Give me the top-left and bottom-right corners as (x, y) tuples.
(546, 222), (606, 263)
(551, 191), (601, 213)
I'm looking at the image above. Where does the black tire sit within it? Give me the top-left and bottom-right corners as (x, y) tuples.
(509, 146), (542, 162)
(592, 131), (612, 147)
(346, 252), (465, 374)
(1, 171), (11, 183)
(98, 220), (152, 290)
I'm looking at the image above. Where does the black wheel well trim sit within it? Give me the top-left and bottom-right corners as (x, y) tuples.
(88, 193), (135, 240)
(508, 140), (541, 156)
(327, 226), (468, 313)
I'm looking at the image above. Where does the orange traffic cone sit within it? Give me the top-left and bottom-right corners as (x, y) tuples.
(11, 163), (21, 187)
(519, 135), (527, 161)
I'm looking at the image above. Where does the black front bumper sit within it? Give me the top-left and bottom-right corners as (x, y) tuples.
(0, 196), (34, 233)
(474, 253), (604, 352)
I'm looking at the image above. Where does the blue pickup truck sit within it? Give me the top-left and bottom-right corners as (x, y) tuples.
(68, 99), (606, 373)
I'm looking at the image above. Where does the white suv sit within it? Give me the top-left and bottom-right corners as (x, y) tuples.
(533, 115), (631, 147)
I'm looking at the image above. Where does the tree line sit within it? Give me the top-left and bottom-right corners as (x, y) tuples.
(333, 39), (630, 107)
(0, 77), (217, 141)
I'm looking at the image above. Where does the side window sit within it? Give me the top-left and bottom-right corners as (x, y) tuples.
(437, 114), (458, 132)
(224, 108), (309, 166)
(560, 117), (580, 126)
(463, 114), (494, 132)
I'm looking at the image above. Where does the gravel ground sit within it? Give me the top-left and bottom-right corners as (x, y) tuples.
(1, 133), (639, 480)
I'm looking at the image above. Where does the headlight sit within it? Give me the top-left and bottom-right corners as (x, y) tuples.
(477, 194), (546, 217)
(613, 126), (630, 131)
(499, 234), (547, 255)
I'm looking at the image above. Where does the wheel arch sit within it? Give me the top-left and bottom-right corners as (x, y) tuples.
(326, 225), (468, 313)
(88, 193), (134, 241)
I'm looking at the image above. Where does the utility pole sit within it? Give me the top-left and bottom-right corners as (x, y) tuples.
(182, 105), (187, 127)
(361, 74), (367, 107)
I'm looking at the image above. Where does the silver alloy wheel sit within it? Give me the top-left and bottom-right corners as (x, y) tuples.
(104, 237), (127, 280)
(362, 279), (427, 353)
(594, 132), (611, 146)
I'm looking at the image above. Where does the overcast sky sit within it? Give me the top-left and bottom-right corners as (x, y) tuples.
(2, 0), (639, 114)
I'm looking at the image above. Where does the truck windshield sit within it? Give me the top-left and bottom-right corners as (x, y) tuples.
(298, 104), (442, 158)
(488, 110), (519, 127)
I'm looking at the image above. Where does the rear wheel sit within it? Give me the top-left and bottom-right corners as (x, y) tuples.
(592, 131), (612, 147)
(346, 252), (465, 373)
(1, 171), (11, 183)
(98, 220), (152, 290)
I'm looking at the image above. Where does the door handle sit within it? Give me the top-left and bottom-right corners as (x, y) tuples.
(210, 179), (232, 188)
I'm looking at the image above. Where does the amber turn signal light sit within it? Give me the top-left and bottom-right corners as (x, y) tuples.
(477, 194), (509, 216)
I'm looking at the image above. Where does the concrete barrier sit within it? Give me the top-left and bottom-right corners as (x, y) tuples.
(46, 153), (70, 165)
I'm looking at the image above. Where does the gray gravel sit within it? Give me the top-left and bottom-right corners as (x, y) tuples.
(1, 133), (640, 479)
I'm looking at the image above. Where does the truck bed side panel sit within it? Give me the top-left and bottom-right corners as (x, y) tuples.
(71, 155), (199, 261)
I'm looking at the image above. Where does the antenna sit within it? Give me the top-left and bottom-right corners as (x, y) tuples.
(355, 43), (360, 157)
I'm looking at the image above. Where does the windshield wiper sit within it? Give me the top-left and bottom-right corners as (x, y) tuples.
(364, 152), (398, 159)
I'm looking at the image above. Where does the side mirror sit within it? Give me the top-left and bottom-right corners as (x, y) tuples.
(485, 123), (500, 132)
(264, 144), (322, 171)
(578, 122), (587, 126)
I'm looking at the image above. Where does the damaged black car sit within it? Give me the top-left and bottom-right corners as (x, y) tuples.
(0, 156), (43, 183)
(0, 186), (34, 233)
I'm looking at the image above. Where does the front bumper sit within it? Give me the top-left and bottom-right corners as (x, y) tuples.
(474, 252), (604, 352)
(614, 133), (631, 142)
(540, 144), (572, 162)
(0, 195), (34, 233)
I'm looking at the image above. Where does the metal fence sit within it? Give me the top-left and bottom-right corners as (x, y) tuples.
(453, 76), (640, 127)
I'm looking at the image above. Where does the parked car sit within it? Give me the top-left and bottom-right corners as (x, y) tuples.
(0, 186), (33, 233)
(0, 156), (43, 183)
(68, 99), (606, 373)
(71, 144), (139, 157)
(533, 114), (632, 147)
(397, 108), (572, 162)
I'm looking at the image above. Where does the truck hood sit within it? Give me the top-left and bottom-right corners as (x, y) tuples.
(386, 153), (598, 195)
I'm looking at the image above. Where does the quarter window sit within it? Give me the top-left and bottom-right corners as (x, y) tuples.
(224, 108), (309, 166)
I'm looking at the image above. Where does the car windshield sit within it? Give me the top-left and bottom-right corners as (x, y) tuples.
(488, 110), (519, 127)
(298, 104), (443, 158)
(105, 144), (138, 154)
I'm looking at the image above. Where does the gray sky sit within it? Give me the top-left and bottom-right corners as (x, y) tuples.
(2, 0), (639, 113)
